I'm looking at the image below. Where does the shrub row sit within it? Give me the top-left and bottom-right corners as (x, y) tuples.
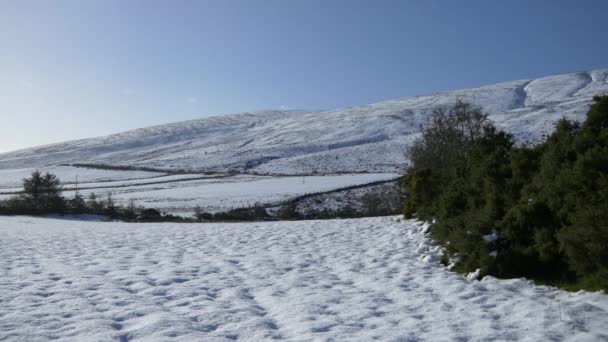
(402, 96), (608, 291)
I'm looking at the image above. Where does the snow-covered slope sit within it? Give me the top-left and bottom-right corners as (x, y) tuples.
(1, 69), (607, 174)
(1, 216), (606, 341)
(0, 166), (166, 189)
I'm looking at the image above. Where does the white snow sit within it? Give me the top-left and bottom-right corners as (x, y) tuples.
(59, 173), (222, 190)
(0, 173), (217, 194)
(53, 173), (400, 214)
(467, 269), (482, 281)
(1, 216), (606, 341)
(43, 214), (110, 222)
(0, 69), (606, 175)
(0, 166), (165, 189)
(482, 230), (499, 243)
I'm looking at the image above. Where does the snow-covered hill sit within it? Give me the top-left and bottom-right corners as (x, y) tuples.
(1, 69), (607, 174)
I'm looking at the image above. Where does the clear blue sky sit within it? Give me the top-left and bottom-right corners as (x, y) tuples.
(0, 0), (606, 152)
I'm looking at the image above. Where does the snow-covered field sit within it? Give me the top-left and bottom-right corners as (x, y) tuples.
(0, 173), (218, 195)
(1, 216), (606, 341)
(60, 173), (399, 214)
(0, 173), (400, 214)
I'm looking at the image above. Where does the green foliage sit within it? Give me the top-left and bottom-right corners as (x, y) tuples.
(0, 173), (195, 223)
(212, 204), (270, 221)
(193, 206), (213, 221)
(402, 167), (438, 219)
(69, 193), (87, 214)
(138, 208), (163, 221)
(403, 96), (608, 291)
(13, 170), (65, 214)
(408, 100), (489, 175)
(104, 192), (117, 217)
(277, 203), (301, 220)
(121, 199), (140, 221)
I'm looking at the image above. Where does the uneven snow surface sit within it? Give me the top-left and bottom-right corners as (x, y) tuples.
(1, 216), (606, 341)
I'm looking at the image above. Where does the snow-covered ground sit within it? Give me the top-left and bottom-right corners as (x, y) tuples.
(0, 173), (224, 194)
(0, 69), (606, 174)
(0, 166), (166, 189)
(1, 216), (606, 341)
(0, 173), (400, 214)
(57, 173), (399, 214)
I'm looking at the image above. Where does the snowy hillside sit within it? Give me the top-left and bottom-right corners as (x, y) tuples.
(1, 69), (606, 174)
(0, 166), (166, 189)
(1, 216), (606, 341)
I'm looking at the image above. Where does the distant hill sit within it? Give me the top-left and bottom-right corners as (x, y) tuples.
(1, 69), (607, 175)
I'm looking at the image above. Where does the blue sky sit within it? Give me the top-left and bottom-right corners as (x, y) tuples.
(0, 0), (606, 152)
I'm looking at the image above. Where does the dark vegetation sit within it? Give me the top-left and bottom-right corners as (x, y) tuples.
(402, 97), (608, 291)
(65, 163), (192, 174)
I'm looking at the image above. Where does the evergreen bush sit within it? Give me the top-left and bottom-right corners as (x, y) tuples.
(402, 96), (608, 291)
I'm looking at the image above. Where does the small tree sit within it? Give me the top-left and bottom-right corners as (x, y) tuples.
(194, 205), (203, 221)
(139, 208), (162, 221)
(104, 192), (117, 217)
(87, 193), (104, 214)
(361, 191), (381, 216)
(408, 100), (490, 176)
(122, 199), (139, 221)
(3, 196), (27, 215)
(404, 100), (492, 220)
(20, 171), (64, 214)
(193, 206), (212, 221)
(41, 172), (63, 212)
(20, 170), (44, 213)
(69, 192), (87, 214)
